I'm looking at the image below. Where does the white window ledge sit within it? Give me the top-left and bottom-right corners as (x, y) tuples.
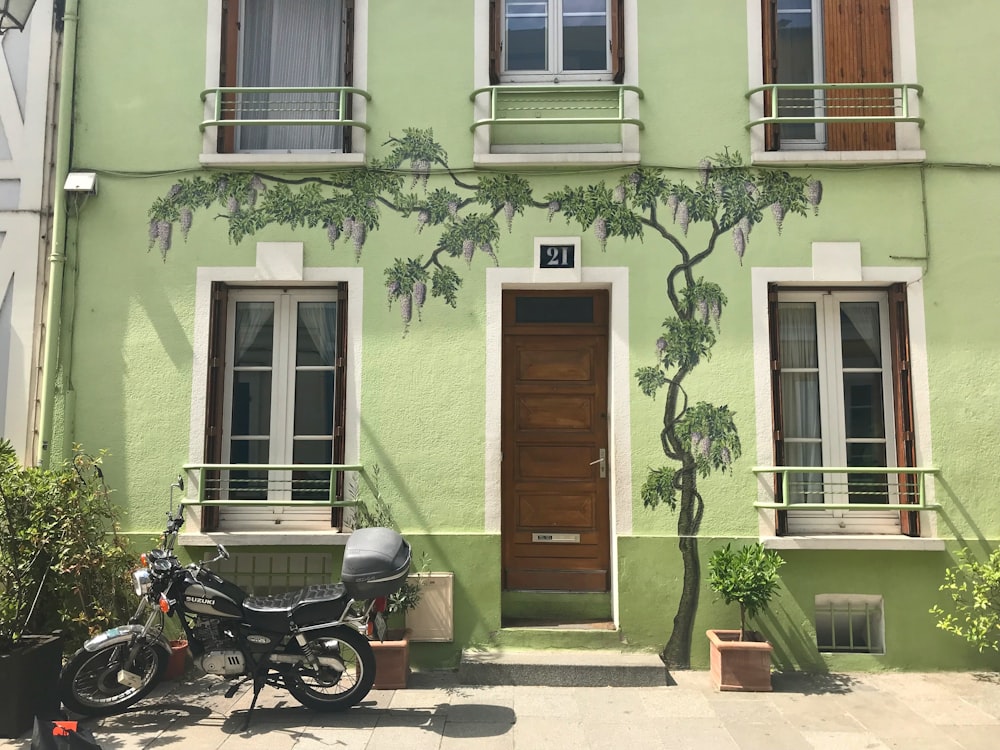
(199, 153), (367, 169)
(179, 530), (352, 548)
(474, 152), (641, 168)
(751, 150), (926, 166)
(762, 535), (945, 552)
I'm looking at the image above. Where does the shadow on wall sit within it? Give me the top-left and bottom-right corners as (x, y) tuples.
(934, 475), (993, 556)
(760, 603), (828, 673)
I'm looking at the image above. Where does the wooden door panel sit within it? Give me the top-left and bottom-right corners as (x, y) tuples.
(517, 445), (593, 479)
(518, 346), (593, 381)
(517, 493), (595, 528)
(502, 290), (610, 592)
(517, 395), (593, 430)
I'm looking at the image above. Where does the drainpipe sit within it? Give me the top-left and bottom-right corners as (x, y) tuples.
(36, 0), (80, 467)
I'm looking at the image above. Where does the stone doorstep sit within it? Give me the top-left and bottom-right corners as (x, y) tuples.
(458, 648), (669, 688)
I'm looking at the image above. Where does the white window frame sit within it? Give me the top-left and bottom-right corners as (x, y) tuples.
(777, 289), (899, 535)
(221, 287), (341, 530)
(751, 243), (941, 551)
(501, 0), (613, 84)
(183, 243), (363, 546)
(201, 0), (369, 168)
(745, 0), (925, 165)
(771, 0), (827, 151)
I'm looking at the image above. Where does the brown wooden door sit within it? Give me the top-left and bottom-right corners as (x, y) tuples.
(501, 290), (610, 592)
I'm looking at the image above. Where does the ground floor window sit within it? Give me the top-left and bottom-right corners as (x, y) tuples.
(769, 284), (918, 535)
(202, 283), (348, 531)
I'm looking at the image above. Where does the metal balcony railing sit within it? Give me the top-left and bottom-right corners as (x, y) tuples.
(182, 463), (376, 509)
(470, 84), (644, 131)
(199, 87), (372, 132)
(746, 82), (923, 129)
(751, 465), (939, 512)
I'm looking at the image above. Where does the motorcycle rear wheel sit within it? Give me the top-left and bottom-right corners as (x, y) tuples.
(282, 625), (376, 711)
(60, 640), (167, 717)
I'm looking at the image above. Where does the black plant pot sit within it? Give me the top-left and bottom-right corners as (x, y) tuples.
(0, 633), (63, 738)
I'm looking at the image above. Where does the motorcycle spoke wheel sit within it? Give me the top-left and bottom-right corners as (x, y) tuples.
(60, 641), (167, 717)
(282, 626), (375, 712)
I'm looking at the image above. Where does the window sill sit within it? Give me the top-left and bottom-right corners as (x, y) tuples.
(178, 530), (352, 547)
(751, 150), (926, 166)
(762, 535), (945, 552)
(199, 153), (367, 169)
(474, 151), (641, 168)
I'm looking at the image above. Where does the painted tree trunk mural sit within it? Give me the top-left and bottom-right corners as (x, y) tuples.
(148, 129), (821, 668)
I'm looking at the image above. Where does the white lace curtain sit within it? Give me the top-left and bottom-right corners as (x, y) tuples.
(240, 0), (344, 151)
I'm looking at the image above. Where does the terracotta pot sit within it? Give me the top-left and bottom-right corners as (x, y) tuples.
(163, 639), (189, 681)
(707, 629), (773, 692)
(369, 629), (409, 690)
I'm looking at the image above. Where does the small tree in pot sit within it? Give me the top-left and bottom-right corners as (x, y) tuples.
(706, 542), (785, 691)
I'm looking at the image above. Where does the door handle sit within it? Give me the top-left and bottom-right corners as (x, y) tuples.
(589, 449), (607, 478)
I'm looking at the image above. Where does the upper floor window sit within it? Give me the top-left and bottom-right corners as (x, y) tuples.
(491, 0), (623, 83)
(758, 0), (918, 154)
(218, 0), (356, 153)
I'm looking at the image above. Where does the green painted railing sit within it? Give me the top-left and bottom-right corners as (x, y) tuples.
(182, 463), (376, 508)
(470, 84), (645, 131)
(200, 87), (372, 132)
(746, 82), (923, 128)
(752, 466), (940, 512)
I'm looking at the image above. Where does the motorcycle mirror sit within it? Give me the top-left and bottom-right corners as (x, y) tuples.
(217, 543), (230, 560)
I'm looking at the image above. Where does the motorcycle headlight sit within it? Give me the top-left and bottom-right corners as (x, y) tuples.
(132, 568), (152, 597)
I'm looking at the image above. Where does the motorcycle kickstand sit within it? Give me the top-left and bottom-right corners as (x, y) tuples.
(241, 672), (268, 732)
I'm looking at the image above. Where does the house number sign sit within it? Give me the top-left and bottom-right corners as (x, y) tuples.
(539, 244), (575, 269)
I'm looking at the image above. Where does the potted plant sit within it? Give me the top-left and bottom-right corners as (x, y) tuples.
(348, 468), (425, 689)
(706, 542), (785, 692)
(0, 442), (133, 737)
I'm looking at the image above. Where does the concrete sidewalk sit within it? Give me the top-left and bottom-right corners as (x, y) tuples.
(3, 669), (999, 749)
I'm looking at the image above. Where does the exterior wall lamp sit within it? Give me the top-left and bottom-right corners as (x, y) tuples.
(64, 171), (96, 194)
(0, 0), (39, 34)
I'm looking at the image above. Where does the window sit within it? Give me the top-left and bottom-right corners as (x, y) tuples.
(761, 0), (896, 151)
(218, 0), (356, 153)
(490, 0), (624, 83)
(202, 284), (348, 531)
(768, 285), (918, 535)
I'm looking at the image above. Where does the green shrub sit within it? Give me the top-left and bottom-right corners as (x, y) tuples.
(0, 442), (134, 653)
(930, 547), (1000, 653)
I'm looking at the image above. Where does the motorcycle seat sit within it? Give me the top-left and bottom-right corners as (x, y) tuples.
(242, 583), (350, 632)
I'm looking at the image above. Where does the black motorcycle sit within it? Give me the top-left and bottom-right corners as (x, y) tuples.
(58, 501), (410, 718)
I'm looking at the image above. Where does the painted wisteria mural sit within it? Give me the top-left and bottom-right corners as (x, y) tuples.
(147, 128), (821, 668)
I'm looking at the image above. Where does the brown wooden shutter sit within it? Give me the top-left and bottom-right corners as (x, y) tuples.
(767, 285), (789, 535)
(202, 282), (229, 532)
(219, 0), (240, 154)
(823, 0), (895, 151)
(489, 0), (502, 84)
(330, 282), (350, 528)
(887, 282), (918, 536)
(611, 0), (625, 83)
(342, 0), (356, 153)
(760, 0), (780, 151)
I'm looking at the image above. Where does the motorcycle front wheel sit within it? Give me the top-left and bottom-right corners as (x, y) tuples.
(281, 625), (376, 711)
(59, 639), (167, 716)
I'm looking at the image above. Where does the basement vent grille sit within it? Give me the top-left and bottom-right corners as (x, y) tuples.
(212, 553), (334, 595)
(815, 594), (885, 654)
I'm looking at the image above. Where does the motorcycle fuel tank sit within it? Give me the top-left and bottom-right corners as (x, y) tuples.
(178, 580), (243, 618)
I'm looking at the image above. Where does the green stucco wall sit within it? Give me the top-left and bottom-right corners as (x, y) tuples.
(48, 0), (1000, 673)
